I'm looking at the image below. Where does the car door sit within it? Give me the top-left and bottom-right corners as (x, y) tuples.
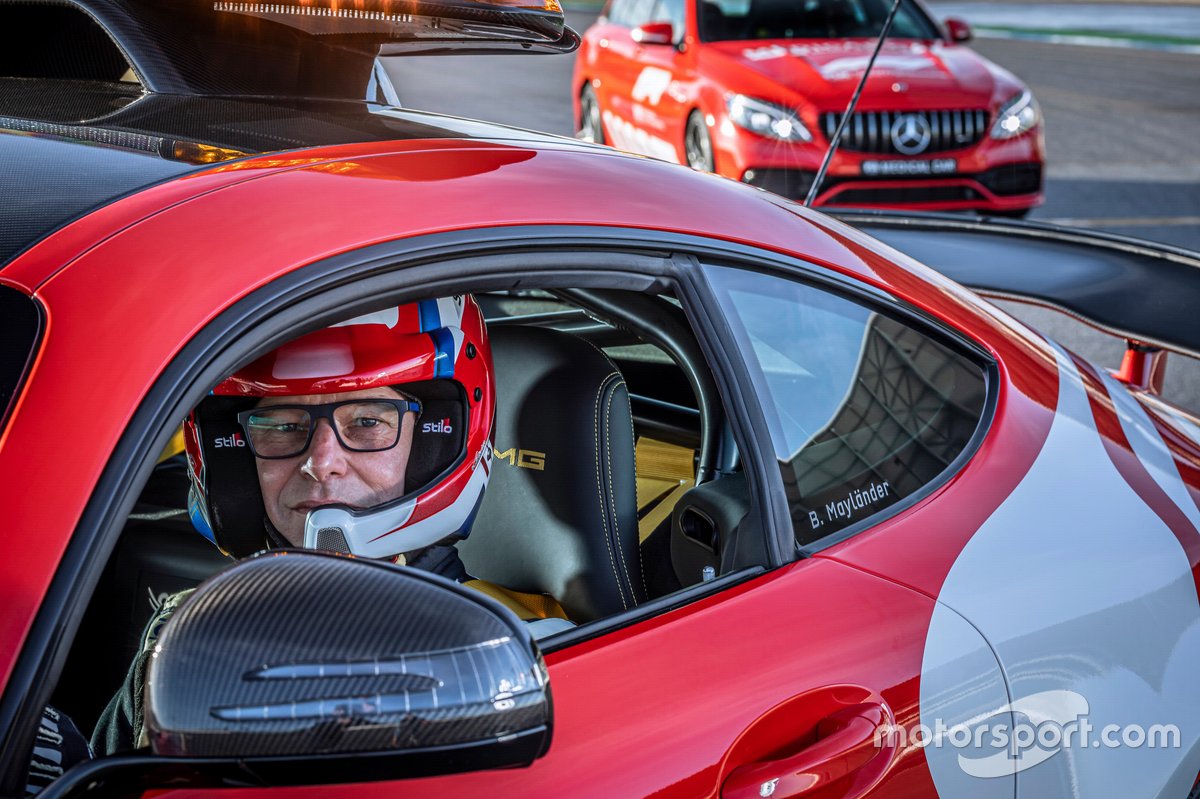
(383, 558), (994, 799)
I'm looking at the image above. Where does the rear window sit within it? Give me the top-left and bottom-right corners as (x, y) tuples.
(705, 265), (989, 546)
(0, 287), (42, 434)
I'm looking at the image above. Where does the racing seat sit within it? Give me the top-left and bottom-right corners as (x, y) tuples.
(459, 325), (645, 622)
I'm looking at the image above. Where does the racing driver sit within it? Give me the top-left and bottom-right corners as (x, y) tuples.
(90, 296), (572, 755)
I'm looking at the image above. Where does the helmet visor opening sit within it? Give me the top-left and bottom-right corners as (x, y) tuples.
(236, 398), (422, 460)
(397, 379), (469, 495)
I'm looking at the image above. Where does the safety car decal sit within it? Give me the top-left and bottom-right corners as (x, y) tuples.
(601, 110), (681, 164)
(631, 67), (672, 106)
(918, 603), (1013, 798)
(1154, 407), (1200, 461)
(1082, 361), (1200, 586)
(922, 340), (1200, 797)
(1111, 387), (1200, 522)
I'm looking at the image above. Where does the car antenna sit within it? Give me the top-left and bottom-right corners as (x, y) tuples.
(804, 0), (904, 207)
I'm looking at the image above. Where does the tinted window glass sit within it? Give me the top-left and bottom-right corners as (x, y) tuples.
(652, 0), (687, 40)
(0, 287), (41, 434)
(613, 0), (660, 27)
(699, 0), (939, 42)
(706, 266), (987, 545)
(606, 0), (631, 24)
(0, 6), (131, 81)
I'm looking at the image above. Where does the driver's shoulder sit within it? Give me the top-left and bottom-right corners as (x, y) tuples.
(462, 579), (575, 638)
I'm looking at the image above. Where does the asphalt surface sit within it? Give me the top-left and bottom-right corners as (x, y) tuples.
(929, 2), (1200, 43)
(384, 9), (1200, 413)
(970, 38), (1200, 247)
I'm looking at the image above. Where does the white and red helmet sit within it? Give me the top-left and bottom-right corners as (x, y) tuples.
(183, 297), (494, 559)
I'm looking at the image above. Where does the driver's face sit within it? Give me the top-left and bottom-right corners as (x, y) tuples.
(253, 387), (416, 546)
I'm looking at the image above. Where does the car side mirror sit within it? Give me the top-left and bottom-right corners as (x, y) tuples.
(146, 550), (551, 772)
(40, 551), (552, 798)
(632, 21), (676, 45)
(943, 17), (973, 43)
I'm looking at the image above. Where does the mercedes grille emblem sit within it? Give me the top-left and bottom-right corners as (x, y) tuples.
(890, 113), (932, 155)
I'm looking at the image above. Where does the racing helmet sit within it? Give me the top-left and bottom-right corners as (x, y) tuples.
(183, 297), (494, 560)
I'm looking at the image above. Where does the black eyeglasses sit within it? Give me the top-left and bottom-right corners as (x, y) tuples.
(236, 397), (422, 459)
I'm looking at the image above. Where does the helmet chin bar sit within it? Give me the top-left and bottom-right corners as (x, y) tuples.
(301, 460), (489, 559)
(304, 498), (418, 559)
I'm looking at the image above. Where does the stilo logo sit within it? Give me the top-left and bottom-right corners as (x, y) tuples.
(422, 418), (453, 434)
(213, 432), (246, 448)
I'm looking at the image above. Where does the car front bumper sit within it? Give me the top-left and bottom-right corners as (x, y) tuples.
(719, 121), (1045, 212)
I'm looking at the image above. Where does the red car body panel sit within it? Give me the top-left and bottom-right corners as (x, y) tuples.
(147, 560), (948, 798)
(574, 0), (1046, 212)
(2, 134), (1197, 797)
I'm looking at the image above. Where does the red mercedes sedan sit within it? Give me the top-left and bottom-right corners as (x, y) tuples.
(573, 0), (1045, 215)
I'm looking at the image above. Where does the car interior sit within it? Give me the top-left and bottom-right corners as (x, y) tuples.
(51, 286), (762, 745)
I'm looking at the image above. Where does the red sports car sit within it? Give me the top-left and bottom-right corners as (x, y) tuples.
(1, 1), (1198, 798)
(573, 0), (1045, 215)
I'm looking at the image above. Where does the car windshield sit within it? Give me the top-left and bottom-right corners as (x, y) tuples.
(698, 0), (939, 42)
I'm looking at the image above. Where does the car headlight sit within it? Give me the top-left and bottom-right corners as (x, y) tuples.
(990, 90), (1040, 139)
(727, 95), (812, 143)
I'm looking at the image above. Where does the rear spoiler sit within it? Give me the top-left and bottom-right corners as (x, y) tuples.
(836, 210), (1200, 394)
(3, 0), (577, 99)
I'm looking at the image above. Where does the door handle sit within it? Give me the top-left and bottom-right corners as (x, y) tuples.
(722, 702), (888, 799)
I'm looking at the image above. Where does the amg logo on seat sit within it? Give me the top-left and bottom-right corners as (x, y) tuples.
(495, 447), (546, 471)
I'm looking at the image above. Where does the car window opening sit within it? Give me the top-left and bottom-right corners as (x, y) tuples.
(50, 283), (756, 767)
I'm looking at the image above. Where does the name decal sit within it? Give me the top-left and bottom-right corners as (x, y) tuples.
(807, 480), (892, 529)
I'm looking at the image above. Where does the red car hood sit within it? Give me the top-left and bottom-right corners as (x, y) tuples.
(709, 38), (1000, 109)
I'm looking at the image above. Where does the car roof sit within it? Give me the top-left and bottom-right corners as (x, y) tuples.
(1, 125), (898, 298)
(0, 78), (590, 269)
(0, 77), (991, 344)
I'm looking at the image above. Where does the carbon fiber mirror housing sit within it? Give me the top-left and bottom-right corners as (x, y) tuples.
(139, 550), (551, 783)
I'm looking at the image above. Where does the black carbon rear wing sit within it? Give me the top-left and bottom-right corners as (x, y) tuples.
(1, 0), (578, 101)
(837, 210), (1200, 393)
